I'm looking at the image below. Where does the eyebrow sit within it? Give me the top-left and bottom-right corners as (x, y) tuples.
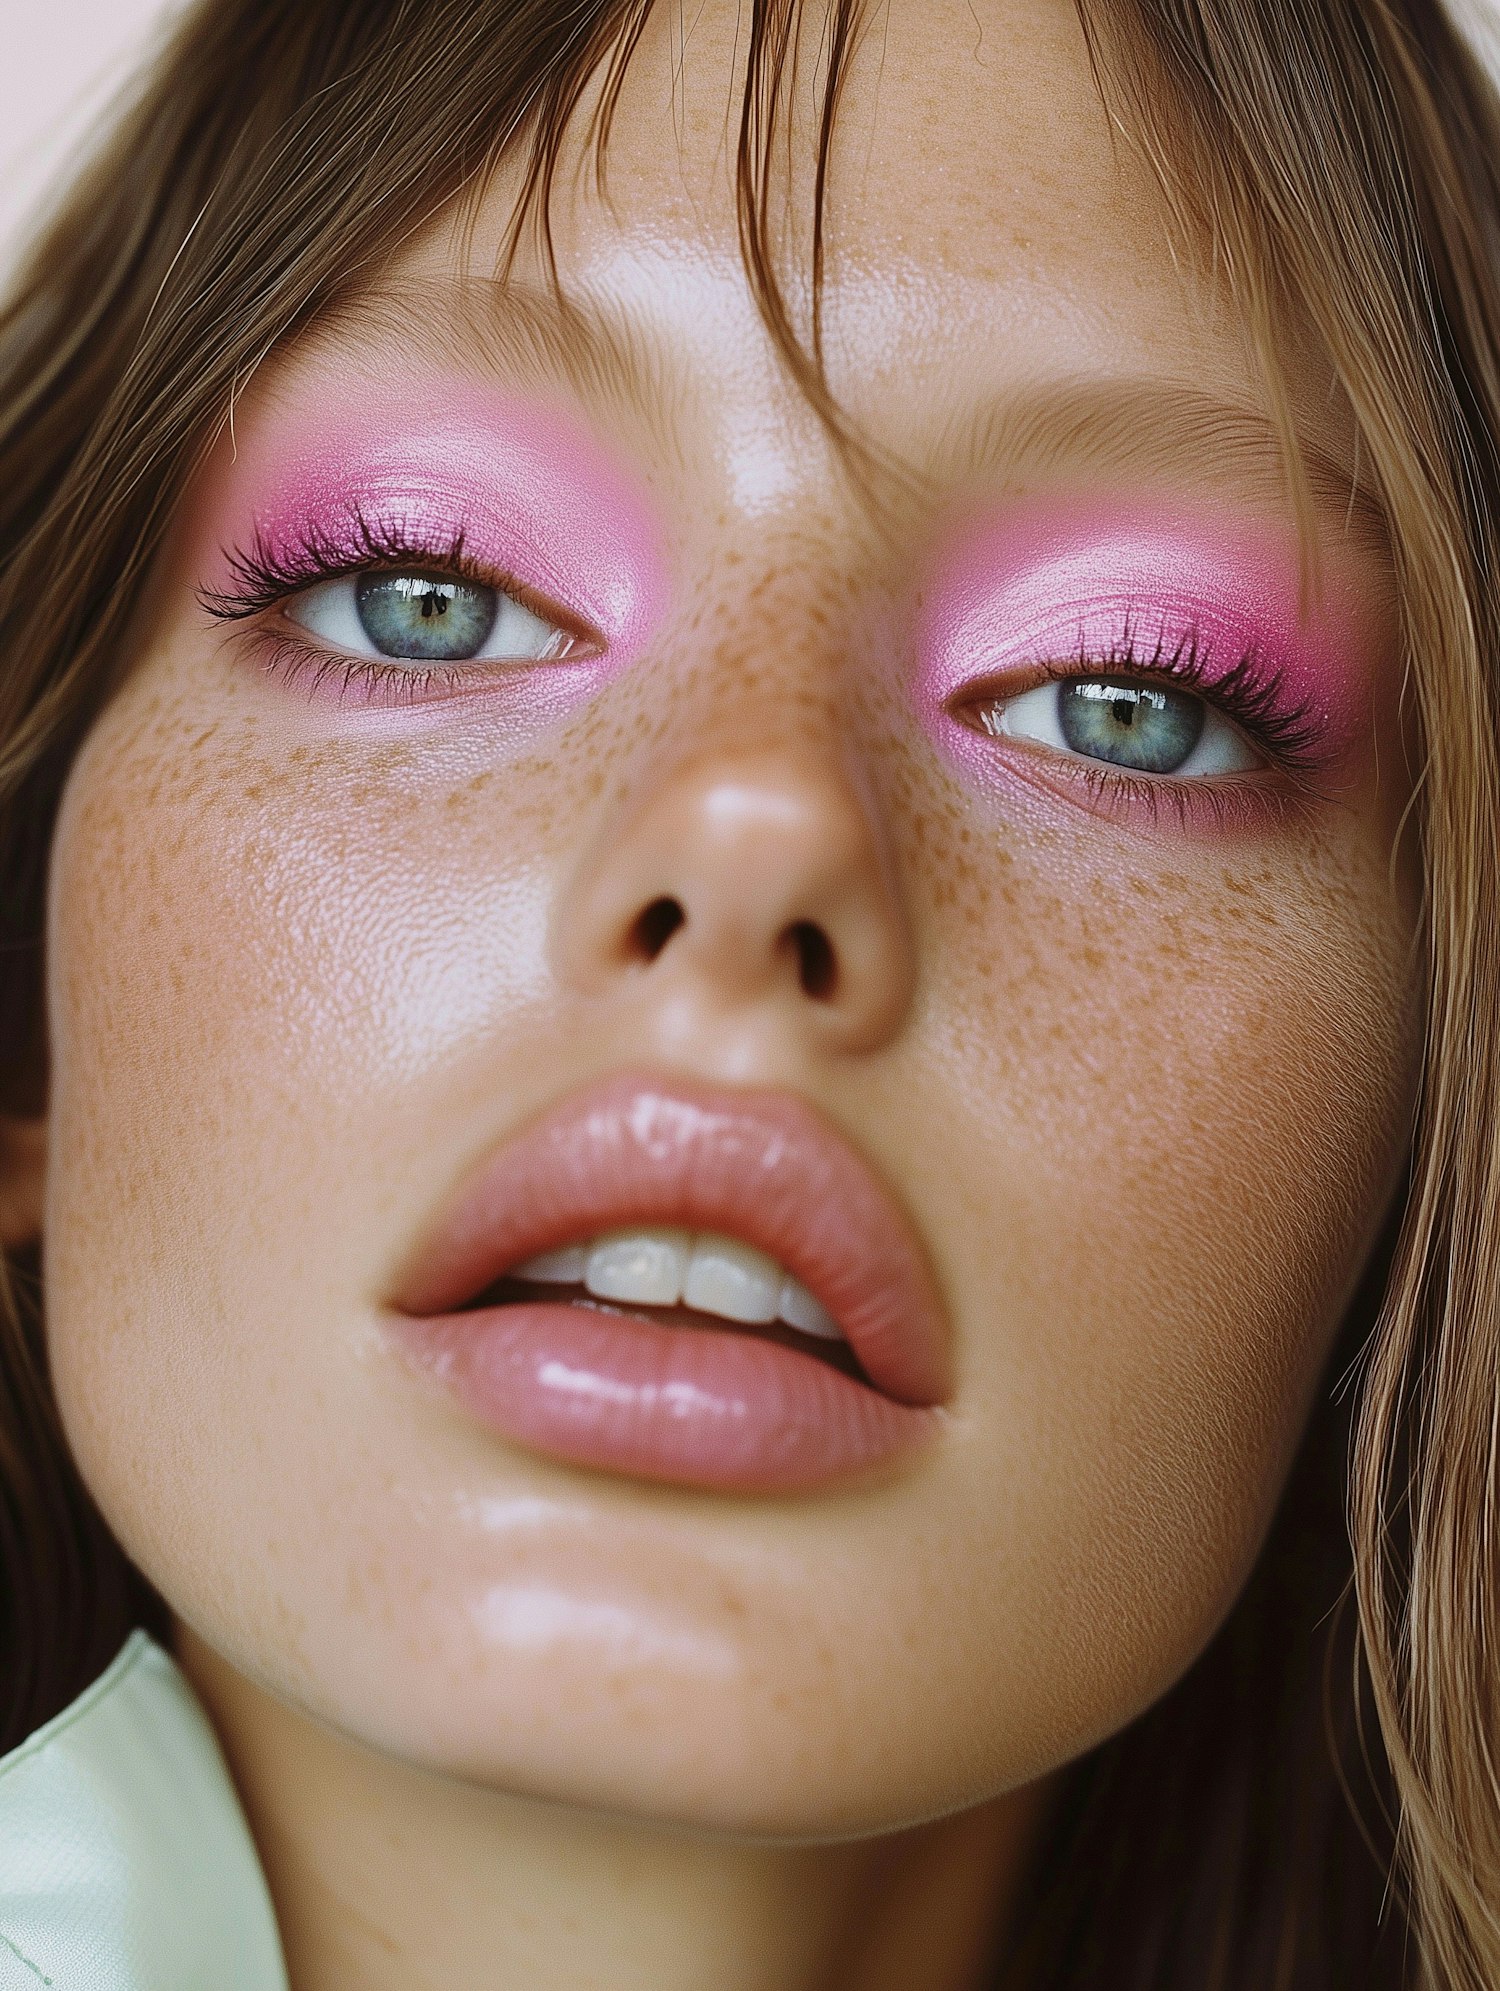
(924, 379), (1388, 551)
(315, 279), (1386, 550)
(314, 276), (692, 466)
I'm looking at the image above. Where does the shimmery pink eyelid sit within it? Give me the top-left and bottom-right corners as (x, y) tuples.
(199, 383), (667, 663)
(914, 503), (1376, 771)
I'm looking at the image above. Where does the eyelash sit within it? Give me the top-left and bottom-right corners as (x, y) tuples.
(978, 617), (1329, 827)
(199, 510), (567, 704)
(1042, 619), (1321, 763)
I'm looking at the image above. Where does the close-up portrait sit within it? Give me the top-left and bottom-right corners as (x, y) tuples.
(1, 1), (1500, 1987)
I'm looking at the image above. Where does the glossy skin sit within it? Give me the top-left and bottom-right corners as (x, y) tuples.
(22, 0), (1417, 1981)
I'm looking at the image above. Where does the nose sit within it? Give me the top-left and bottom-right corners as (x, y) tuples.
(553, 742), (914, 1054)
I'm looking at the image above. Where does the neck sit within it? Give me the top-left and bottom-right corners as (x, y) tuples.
(177, 1625), (1048, 1991)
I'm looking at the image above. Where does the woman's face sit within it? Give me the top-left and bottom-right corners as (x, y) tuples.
(41, 0), (1416, 1835)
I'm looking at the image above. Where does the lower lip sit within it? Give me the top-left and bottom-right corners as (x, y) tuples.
(401, 1300), (938, 1493)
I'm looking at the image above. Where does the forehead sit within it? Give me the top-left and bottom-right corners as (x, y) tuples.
(553, 0), (1142, 275)
(296, 0), (1357, 522)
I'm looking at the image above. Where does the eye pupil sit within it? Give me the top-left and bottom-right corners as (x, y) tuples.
(1059, 676), (1204, 773)
(355, 570), (496, 660)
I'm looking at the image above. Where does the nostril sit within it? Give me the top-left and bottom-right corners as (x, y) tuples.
(628, 895), (686, 964)
(787, 920), (837, 1001)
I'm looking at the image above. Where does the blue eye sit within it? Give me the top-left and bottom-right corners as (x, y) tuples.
(287, 568), (577, 664)
(981, 675), (1261, 778)
(1057, 677), (1203, 772)
(355, 573), (497, 660)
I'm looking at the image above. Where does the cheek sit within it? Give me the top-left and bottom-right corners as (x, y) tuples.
(41, 673), (581, 1590)
(892, 777), (1417, 1710)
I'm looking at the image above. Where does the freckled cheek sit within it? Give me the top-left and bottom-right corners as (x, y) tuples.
(41, 712), (610, 1622)
(42, 698), (593, 1340)
(902, 796), (1416, 1541)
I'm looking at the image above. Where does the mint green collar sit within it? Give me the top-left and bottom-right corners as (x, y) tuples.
(0, 1633), (287, 1990)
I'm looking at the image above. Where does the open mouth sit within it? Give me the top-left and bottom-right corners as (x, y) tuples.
(394, 1073), (948, 1492)
(463, 1226), (871, 1384)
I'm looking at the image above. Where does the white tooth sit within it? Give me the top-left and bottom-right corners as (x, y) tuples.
(776, 1273), (842, 1341)
(512, 1244), (588, 1283)
(682, 1234), (781, 1325)
(584, 1228), (689, 1306)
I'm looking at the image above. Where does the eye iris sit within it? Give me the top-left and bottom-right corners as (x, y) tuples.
(1057, 676), (1205, 774)
(355, 571), (498, 661)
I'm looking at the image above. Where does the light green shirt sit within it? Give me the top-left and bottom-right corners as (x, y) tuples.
(0, 1632), (287, 1990)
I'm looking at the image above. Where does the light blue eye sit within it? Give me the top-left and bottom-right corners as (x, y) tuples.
(287, 569), (576, 664)
(982, 676), (1260, 777)
(1058, 677), (1202, 772)
(355, 573), (496, 660)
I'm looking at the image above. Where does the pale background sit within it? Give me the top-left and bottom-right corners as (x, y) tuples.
(0, 0), (1498, 276)
(0, 0), (183, 271)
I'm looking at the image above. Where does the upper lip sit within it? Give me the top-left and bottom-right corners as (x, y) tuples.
(393, 1072), (952, 1406)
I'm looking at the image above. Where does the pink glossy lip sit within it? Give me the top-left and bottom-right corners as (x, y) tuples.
(394, 1076), (950, 1493)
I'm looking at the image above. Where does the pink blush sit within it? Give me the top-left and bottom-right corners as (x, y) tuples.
(915, 502), (1382, 787)
(198, 378), (667, 664)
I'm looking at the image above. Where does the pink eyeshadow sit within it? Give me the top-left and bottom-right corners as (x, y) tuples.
(914, 500), (1382, 781)
(197, 377), (667, 663)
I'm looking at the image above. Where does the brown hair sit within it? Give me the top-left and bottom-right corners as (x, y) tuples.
(2, 3), (1498, 1984)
